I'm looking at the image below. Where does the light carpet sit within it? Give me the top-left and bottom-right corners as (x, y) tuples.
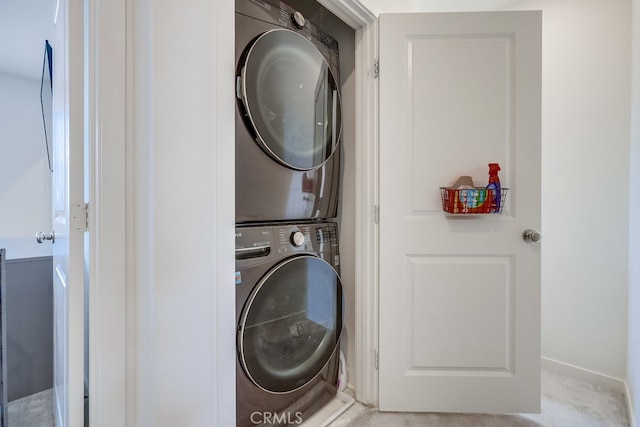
(331, 369), (629, 426)
(7, 388), (54, 427)
(5, 369), (630, 426)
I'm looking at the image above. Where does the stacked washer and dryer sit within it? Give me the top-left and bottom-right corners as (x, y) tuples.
(234, 0), (345, 425)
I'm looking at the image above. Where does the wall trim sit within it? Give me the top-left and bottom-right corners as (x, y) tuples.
(543, 357), (635, 425)
(626, 380), (638, 427)
(88, 0), (127, 425)
(353, 19), (379, 407)
(542, 357), (627, 394)
(317, 0), (378, 28)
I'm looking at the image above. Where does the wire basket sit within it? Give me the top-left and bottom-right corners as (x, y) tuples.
(440, 187), (509, 214)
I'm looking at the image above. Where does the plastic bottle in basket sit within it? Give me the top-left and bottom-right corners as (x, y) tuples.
(487, 163), (501, 213)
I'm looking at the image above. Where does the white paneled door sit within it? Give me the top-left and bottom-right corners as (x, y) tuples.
(52, 0), (85, 425)
(378, 11), (542, 413)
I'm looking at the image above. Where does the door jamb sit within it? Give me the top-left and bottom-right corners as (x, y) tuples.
(86, 0), (127, 425)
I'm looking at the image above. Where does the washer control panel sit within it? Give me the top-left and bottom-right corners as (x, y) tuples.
(236, 222), (339, 261)
(277, 225), (312, 253)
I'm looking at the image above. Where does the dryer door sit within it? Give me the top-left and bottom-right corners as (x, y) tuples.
(238, 255), (343, 394)
(239, 29), (342, 171)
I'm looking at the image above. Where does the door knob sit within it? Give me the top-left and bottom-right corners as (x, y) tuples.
(522, 229), (541, 243)
(36, 231), (55, 244)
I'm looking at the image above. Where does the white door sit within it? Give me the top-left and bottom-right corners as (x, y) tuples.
(378, 11), (542, 413)
(52, 0), (85, 425)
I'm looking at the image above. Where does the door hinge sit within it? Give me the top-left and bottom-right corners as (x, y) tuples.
(71, 202), (89, 232)
(372, 58), (379, 79)
(374, 348), (379, 370)
(374, 205), (380, 224)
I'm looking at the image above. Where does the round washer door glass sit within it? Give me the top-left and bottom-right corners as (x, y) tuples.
(239, 255), (343, 393)
(241, 29), (342, 170)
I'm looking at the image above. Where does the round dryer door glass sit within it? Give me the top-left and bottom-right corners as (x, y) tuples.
(239, 255), (343, 393)
(240, 29), (342, 170)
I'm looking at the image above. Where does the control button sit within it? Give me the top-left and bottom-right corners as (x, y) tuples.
(291, 11), (306, 29)
(291, 231), (305, 247)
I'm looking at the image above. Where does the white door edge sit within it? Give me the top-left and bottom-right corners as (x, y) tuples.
(352, 20), (380, 407)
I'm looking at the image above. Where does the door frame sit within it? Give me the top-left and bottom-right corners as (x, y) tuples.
(86, 0), (127, 425)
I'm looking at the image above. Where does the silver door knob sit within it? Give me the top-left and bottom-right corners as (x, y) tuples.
(36, 231), (55, 244)
(522, 229), (541, 243)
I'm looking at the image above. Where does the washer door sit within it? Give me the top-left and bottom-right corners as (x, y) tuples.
(239, 29), (342, 171)
(238, 255), (343, 394)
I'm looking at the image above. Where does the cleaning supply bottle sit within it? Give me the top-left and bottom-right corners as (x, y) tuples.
(487, 163), (501, 213)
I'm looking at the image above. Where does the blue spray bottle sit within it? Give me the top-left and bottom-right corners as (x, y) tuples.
(487, 163), (501, 213)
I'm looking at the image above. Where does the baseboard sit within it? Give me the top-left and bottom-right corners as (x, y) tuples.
(299, 389), (355, 427)
(345, 383), (356, 395)
(542, 357), (637, 424)
(626, 380), (638, 427)
(541, 357), (626, 394)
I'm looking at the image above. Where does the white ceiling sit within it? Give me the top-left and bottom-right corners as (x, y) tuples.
(0, 0), (54, 81)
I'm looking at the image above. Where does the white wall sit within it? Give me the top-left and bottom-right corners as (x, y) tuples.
(411, 0), (632, 381)
(339, 54), (358, 390)
(128, 1), (236, 426)
(0, 71), (52, 259)
(538, 0), (630, 381)
(628, 0), (640, 424)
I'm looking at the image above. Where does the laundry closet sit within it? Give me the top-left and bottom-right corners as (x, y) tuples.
(233, 0), (356, 424)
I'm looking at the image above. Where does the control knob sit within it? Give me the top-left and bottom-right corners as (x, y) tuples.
(291, 231), (305, 247)
(291, 11), (306, 29)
